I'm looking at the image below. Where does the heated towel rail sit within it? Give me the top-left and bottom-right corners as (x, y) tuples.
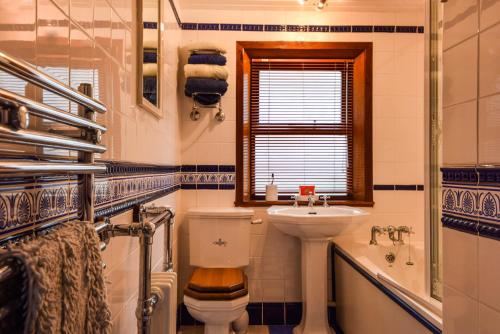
(0, 51), (176, 334)
(0, 50), (109, 334)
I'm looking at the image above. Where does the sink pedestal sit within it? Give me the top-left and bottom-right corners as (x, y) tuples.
(266, 205), (369, 334)
(293, 239), (334, 334)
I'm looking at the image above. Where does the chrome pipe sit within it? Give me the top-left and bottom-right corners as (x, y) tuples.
(0, 160), (106, 175)
(0, 51), (107, 114)
(0, 124), (106, 153)
(164, 208), (175, 272)
(0, 88), (107, 132)
(137, 220), (156, 334)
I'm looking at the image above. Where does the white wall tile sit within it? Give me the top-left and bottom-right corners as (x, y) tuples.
(443, 228), (478, 299)
(479, 303), (500, 334)
(478, 237), (500, 312)
(443, 0), (478, 50)
(443, 285), (479, 334)
(442, 100), (478, 166)
(480, 0), (500, 31)
(443, 36), (478, 107)
(479, 24), (500, 98)
(478, 94), (500, 164)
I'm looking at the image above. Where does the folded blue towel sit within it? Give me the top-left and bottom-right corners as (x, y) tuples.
(185, 78), (228, 105)
(143, 51), (157, 63)
(188, 54), (227, 66)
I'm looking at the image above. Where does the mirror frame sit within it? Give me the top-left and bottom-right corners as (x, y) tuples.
(136, 0), (162, 118)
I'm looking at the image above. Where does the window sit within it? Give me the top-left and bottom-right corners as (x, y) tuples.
(236, 42), (373, 206)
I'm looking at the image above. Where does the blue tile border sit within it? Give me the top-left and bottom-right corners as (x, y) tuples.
(180, 23), (424, 34)
(374, 184), (424, 191)
(334, 247), (442, 334)
(166, 0), (423, 35)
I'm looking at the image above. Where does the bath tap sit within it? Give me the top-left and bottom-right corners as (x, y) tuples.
(369, 226), (385, 245)
(396, 226), (413, 244)
(292, 194), (299, 208)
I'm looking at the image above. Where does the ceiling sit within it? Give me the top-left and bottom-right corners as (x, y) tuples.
(178, 0), (425, 11)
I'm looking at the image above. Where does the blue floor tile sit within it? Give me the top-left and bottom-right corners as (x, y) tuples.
(268, 325), (294, 334)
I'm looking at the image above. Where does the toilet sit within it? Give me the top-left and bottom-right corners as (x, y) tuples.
(184, 207), (254, 334)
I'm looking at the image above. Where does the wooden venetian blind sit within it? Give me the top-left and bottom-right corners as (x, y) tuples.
(249, 59), (354, 199)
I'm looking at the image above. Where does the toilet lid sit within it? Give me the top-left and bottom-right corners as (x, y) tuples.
(188, 268), (245, 293)
(184, 268), (248, 301)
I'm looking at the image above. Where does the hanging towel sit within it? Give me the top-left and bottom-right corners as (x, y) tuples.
(0, 221), (112, 334)
(188, 54), (227, 66)
(185, 42), (227, 54)
(185, 78), (228, 105)
(143, 63), (158, 77)
(184, 64), (229, 80)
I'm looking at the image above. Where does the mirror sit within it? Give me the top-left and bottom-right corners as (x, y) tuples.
(137, 0), (162, 117)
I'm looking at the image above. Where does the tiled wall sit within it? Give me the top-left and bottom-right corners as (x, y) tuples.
(177, 6), (426, 305)
(0, 0), (182, 332)
(441, 0), (500, 332)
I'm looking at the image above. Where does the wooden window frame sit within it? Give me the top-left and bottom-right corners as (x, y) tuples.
(236, 41), (373, 207)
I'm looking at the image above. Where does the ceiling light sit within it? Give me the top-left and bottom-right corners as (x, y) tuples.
(316, 0), (327, 10)
(298, 0), (308, 4)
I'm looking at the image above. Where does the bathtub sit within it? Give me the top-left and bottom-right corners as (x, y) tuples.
(332, 235), (442, 334)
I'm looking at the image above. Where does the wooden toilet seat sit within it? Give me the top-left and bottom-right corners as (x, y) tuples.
(184, 268), (248, 301)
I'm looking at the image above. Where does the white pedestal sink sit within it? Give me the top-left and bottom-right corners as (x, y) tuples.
(267, 206), (369, 334)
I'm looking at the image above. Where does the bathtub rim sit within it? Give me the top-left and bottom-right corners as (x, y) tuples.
(333, 245), (442, 334)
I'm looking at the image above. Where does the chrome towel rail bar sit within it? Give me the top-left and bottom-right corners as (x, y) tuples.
(0, 123), (106, 153)
(0, 88), (107, 132)
(0, 51), (107, 114)
(0, 160), (106, 175)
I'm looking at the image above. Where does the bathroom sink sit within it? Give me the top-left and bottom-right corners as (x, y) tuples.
(267, 205), (369, 334)
(267, 205), (368, 240)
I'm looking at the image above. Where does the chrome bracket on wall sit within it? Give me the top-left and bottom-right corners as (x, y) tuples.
(190, 92), (225, 122)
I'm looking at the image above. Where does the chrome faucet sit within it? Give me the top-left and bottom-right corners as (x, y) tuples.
(320, 194), (330, 207)
(307, 193), (315, 208)
(292, 194), (299, 208)
(370, 226), (386, 245)
(395, 225), (412, 244)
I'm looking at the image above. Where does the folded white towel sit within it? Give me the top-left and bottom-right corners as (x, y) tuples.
(185, 41), (227, 54)
(184, 64), (228, 80)
(143, 28), (158, 49)
(143, 63), (158, 76)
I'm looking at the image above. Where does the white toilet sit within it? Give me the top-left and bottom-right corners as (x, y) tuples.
(184, 207), (254, 334)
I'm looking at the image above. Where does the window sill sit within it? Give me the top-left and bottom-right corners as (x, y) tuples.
(235, 200), (375, 207)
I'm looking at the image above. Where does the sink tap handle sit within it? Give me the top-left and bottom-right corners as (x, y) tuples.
(321, 195), (330, 207)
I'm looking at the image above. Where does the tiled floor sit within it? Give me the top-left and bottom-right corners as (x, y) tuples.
(179, 325), (294, 334)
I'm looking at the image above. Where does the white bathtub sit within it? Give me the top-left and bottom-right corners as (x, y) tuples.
(333, 235), (442, 334)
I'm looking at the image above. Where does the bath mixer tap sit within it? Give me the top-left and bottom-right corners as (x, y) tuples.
(396, 225), (412, 244)
(370, 226), (386, 245)
(292, 195), (299, 208)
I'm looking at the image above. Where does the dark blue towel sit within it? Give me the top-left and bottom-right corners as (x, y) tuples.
(143, 51), (157, 63)
(185, 78), (228, 105)
(188, 54), (227, 66)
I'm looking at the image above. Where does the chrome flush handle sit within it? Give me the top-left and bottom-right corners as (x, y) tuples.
(213, 238), (228, 247)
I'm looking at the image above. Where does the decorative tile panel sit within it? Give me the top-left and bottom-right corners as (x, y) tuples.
(0, 163), (236, 239)
(0, 176), (81, 238)
(442, 167), (500, 241)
